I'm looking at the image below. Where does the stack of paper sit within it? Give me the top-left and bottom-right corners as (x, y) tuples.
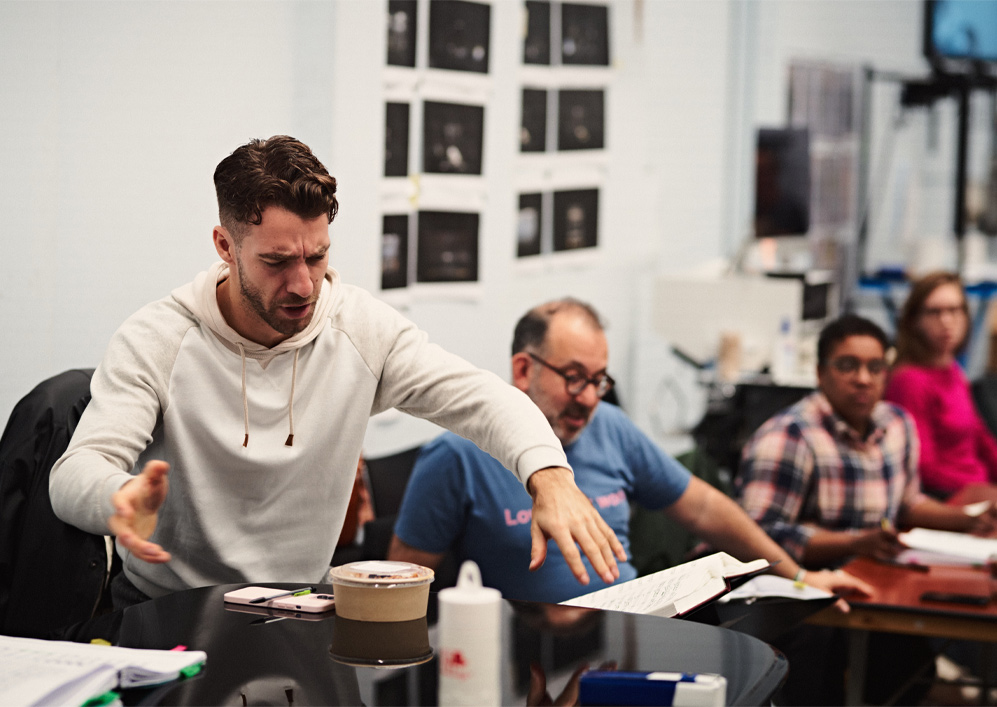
(0, 635), (206, 706)
(897, 528), (997, 567)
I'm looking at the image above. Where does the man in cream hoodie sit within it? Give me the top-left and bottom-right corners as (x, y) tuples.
(50, 135), (624, 606)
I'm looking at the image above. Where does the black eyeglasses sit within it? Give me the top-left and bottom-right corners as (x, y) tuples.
(829, 356), (888, 377)
(528, 352), (615, 397)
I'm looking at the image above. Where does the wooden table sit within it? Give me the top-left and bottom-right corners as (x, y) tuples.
(807, 483), (997, 704)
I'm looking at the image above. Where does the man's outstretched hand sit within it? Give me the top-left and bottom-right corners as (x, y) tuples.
(108, 460), (172, 564)
(527, 467), (626, 585)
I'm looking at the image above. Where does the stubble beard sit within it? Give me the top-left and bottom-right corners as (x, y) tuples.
(239, 277), (315, 338)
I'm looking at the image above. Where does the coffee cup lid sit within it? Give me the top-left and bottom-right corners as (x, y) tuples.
(328, 560), (434, 586)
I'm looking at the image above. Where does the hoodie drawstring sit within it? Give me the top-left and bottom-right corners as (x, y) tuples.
(238, 343), (249, 447)
(237, 344), (298, 448)
(285, 349), (298, 447)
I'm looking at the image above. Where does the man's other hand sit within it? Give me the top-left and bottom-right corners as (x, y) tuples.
(108, 460), (172, 564)
(527, 466), (626, 585)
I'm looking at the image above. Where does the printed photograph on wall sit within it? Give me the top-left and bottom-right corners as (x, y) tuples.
(384, 102), (410, 177)
(521, 89), (547, 153)
(423, 101), (485, 174)
(417, 211), (480, 282)
(561, 3), (609, 66)
(428, 0), (491, 73)
(517, 193), (543, 257)
(523, 0), (551, 65)
(553, 188), (598, 251)
(558, 89), (604, 151)
(381, 215), (410, 290)
(387, 0), (417, 67)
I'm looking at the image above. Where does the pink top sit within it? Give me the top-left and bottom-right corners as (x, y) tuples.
(884, 362), (997, 495)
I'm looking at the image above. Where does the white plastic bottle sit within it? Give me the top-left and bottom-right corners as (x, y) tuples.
(438, 561), (502, 706)
(771, 317), (797, 384)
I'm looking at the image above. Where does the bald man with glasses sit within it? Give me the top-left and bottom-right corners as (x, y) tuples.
(388, 299), (869, 604)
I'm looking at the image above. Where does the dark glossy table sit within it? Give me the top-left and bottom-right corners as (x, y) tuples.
(58, 583), (787, 706)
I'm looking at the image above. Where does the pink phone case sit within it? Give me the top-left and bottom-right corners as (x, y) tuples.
(271, 593), (336, 613)
(223, 586), (335, 613)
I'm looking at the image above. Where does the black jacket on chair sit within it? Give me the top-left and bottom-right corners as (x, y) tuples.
(0, 368), (114, 638)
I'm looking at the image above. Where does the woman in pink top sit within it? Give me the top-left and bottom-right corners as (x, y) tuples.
(885, 272), (997, 498)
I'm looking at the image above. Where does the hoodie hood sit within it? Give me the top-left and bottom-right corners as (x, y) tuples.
(171, 261), (340, 353)
(170, 261), (342, 447)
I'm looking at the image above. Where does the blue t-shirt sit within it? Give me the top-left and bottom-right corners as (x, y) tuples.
(394, 403), (691, 604)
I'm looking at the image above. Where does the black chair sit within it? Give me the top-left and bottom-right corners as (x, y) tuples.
(0, 368), (118, 638)
(364, 445), (424, 518)
(359, 445), (423, 563)
(972, 375), (997, 439)
(360, 444), (460, 589)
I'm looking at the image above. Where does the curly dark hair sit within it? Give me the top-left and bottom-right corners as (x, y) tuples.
(895, 271), (969, 365)
(213, 135), (339, 238)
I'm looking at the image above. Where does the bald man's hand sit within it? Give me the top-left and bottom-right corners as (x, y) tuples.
(108, 460), (172, 564)
(527, 466), (625, 585)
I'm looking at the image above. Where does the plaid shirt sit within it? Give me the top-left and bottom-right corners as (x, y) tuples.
(736, 391), (927, 562)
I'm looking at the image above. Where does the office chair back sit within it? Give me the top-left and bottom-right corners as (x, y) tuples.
(364, 445), (423, 518)
(0, 368), (115, 638)
(972, 375), (997, 439)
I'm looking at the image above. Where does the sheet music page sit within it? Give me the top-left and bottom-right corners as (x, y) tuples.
(561, 553), (726, 615)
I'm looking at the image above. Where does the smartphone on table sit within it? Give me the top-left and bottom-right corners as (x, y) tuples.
(223, 586), (336, 613)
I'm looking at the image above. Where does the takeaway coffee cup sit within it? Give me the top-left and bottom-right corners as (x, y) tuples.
(327, 560), (434, 622)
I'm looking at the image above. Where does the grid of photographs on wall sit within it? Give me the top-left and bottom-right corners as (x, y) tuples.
(516, 2), (608, 263)
(417, 210), (480, 282)
(523, 1), (609, 66)
(519, 2), (609, 156)
(381, 1), (492, 292)
(382, 215), (410, 289)
(517, 188), (599, 258)
(428, 0), (491, 73)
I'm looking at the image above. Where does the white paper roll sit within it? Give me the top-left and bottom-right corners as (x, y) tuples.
(438, 561), (502, 706)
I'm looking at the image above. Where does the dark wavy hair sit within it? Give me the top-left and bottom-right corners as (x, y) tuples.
(895, 271), (969, 365)
(512, 298), (604, 356)
(817, 314), (889, 367)
(213, 135), (338, 238)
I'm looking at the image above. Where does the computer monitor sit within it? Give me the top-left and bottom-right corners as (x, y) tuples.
(754, 128), (811, 238)
(924, 0), (997, 68)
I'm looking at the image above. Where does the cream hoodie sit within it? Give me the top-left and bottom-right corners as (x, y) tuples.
(50, 263), (568, 598)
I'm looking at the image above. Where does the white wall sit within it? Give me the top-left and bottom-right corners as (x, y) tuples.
(0, 0), (947, 444)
